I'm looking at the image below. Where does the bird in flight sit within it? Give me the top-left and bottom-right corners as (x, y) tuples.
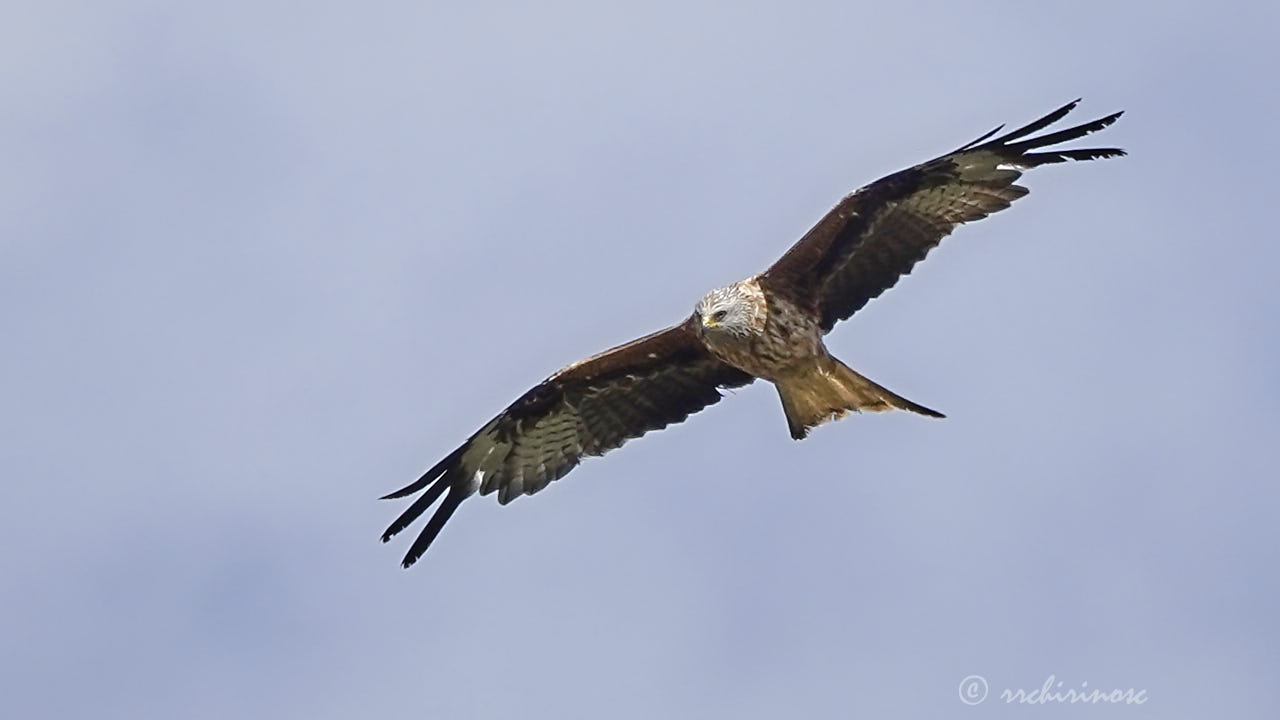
(382, 99), (1124, 567)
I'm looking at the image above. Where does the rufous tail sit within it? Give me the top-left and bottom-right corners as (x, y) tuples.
(775, 355), (944, 439)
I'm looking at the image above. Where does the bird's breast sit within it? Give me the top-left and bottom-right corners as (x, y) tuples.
(704, 295), (824, 381)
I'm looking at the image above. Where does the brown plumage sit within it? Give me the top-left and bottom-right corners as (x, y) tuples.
(382, 99), (1124, 567)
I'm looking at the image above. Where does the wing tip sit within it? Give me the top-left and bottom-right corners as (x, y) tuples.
(380, 442), (470, 500)
(966, 100), (1124, 162)
(380, 444), (468, 555)
(398, 488), (467, 569)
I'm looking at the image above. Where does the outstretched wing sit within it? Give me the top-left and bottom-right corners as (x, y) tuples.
(380, 320), (753, 568)
(761, 100), (1125, 332)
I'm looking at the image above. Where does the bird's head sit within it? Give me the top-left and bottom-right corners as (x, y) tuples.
(694, 281), (765, 338)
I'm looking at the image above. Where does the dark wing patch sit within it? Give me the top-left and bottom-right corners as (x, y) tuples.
(381, 321), (752, 568)
(761, 99), (1125, 331)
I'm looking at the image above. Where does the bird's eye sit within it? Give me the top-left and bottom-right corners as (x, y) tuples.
(711, 309), (728, 322)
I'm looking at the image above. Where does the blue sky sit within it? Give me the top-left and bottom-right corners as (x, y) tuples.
(2, 2), (1277, 718)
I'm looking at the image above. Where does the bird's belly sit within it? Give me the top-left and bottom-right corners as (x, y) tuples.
(709, 316), (824, 382)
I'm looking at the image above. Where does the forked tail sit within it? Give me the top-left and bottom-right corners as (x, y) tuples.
(775, 355), (943, 439)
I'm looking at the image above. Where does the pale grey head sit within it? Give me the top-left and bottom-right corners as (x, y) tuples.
(693, 279), (767, 339)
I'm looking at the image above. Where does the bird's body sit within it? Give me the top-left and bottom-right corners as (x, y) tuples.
(381, 100), (1126, 567)
(694, 278), (815, 382)
(694, 276), (942, 438)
